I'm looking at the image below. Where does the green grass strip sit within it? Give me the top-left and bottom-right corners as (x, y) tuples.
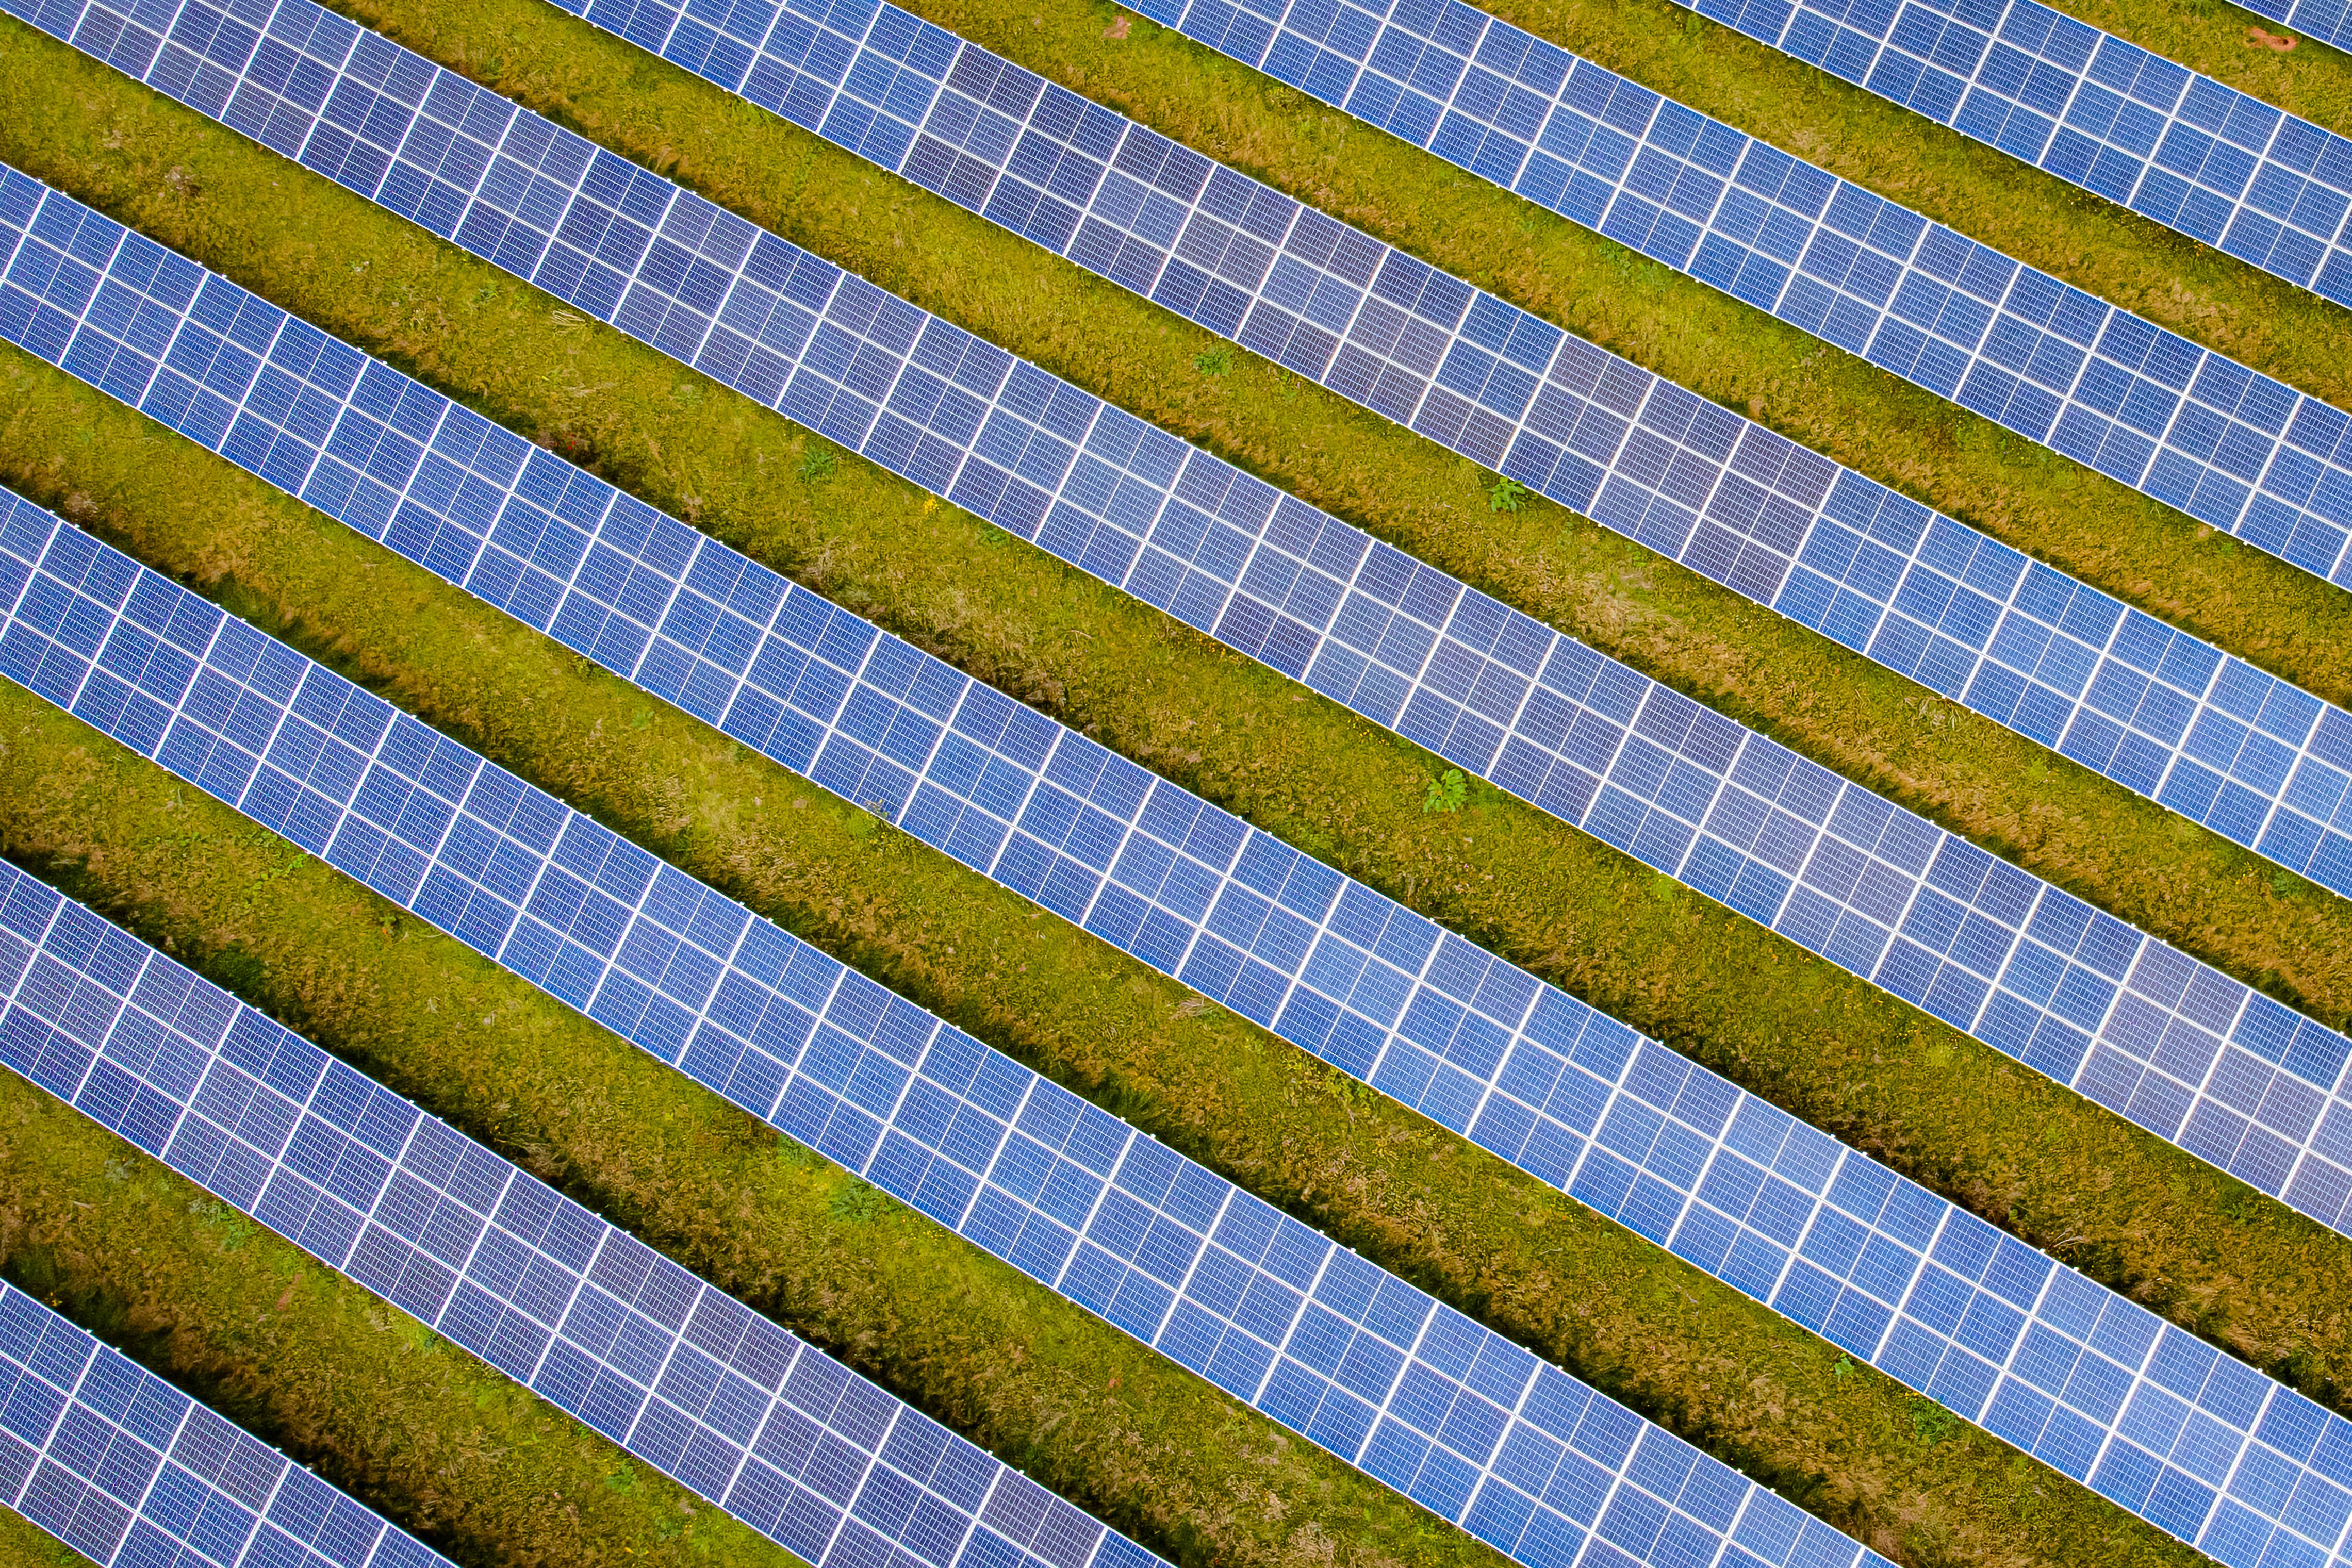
(0, 626), (2199, 1568)
(0, 1072), (794, 1568)
(53, 0), (2352, 1047)
(4, 1), (2351, 1446)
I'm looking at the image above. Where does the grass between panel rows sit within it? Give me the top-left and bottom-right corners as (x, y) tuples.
(0, 648), (2191, 1568)
(98, 0), (2352, 1037)
(4, 1), (2351, 1455)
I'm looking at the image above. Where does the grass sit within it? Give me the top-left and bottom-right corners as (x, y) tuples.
(4, 0), (2351, 1451)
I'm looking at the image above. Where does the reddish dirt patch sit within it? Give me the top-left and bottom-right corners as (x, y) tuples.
(2248, 25), (2298, 49)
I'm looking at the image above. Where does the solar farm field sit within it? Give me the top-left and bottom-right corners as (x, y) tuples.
(1, 0), (2351, 1563)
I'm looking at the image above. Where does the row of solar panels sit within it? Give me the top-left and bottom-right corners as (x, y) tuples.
(0, 0), (2342, 1561)
(4, 159), (2350, 1545)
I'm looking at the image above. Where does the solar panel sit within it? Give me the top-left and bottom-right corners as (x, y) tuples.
(0, 875), (1182, 1568)
(0, 711), (1902, 1568)
(36, 0), (2347, 920)
(0, 1276), (458, 1568)
(7, 485), (2352, 1568)
(524, 0), (2352, 615)
(10, 102), (2352, 1264)
(1109, 0), (2352, 548)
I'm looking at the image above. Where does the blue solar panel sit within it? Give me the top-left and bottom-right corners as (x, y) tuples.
(9, 72), (2352, 1263)
(0, 1276), (457, 1568)
(0, 537), (1915, 1568)
(62, 0), (2352, 920)
(6, 472), (2352, 1568)
(491, 0), (2352, 617)
(1105, 0), (2352, 582)
(0, 873), (1177, 1568)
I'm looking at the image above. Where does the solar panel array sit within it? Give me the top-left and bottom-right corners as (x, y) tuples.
(0, 867), (1182, 1568)
(0, 510), (1923, 1568)
(10, 41), (2352, 1257)
(236, 0), (2352, 902)
(1166, 11), (2352, 586)
(0, 502), (2346, 1568)
(5, 0), (2351, 1563)
(0, 1276), (456, 1568)
(5, 175), (2352, 1568)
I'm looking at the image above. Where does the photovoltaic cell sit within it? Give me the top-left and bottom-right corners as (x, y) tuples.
(6, 459), (2352, 1568)
(502, 0), (2352, 616)
(118, 0), (2352, 914)
(0, 523), (1910, 1568)
(0, 1276), (456, 1568)
(9, 62), (2352, 1265)
(0, 871), (1176, 1568)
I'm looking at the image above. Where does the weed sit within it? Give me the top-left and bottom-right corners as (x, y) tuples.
(1192, 343), (1233, 376)
(1487, 475), (1529, 513)
(186, 1198), (256, 1251)
(797, 444), (838, 482)
(828, 1177), (885, 1222)
(1909, 1397), (1963, 1446)
(1422, 768), (1468, 813)
(1833, 1355), (1855, 1380)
